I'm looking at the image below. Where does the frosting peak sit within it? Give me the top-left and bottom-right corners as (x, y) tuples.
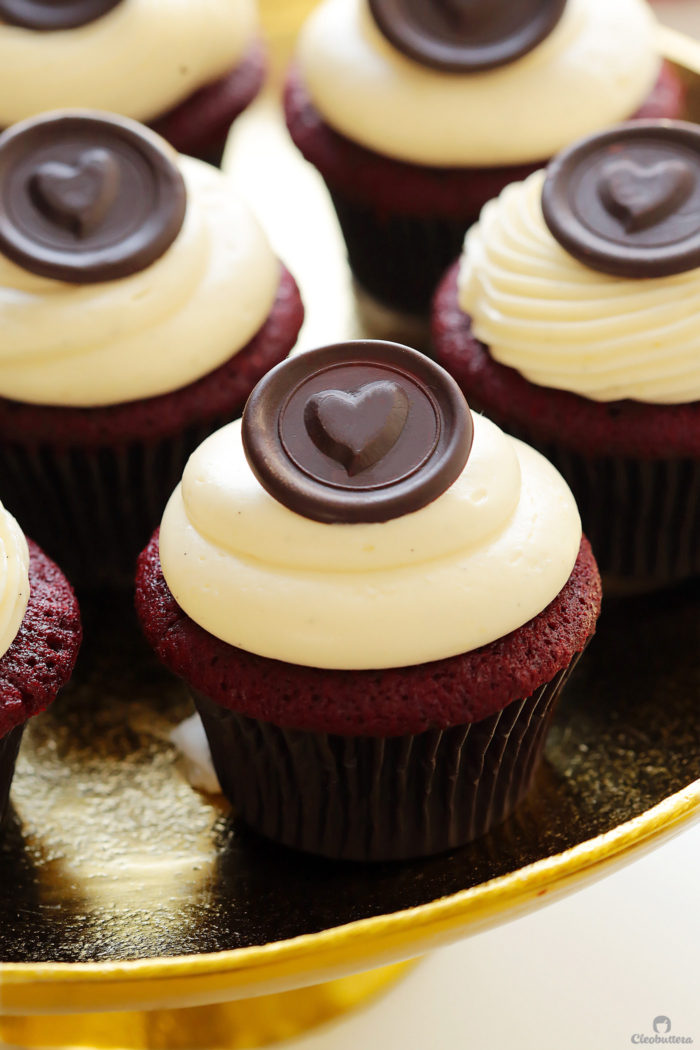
(0, 154), (279, 407)
(297, 0), (660, 166)
(458, 170), (700, 404)
(0, 0), (258, 126)
(158, 413), (581, 670)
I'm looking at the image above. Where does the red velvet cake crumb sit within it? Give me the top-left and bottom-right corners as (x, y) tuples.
(136, 531), (601, 738)
(0, 541), (82, 738)
(432, 262), (700, 460)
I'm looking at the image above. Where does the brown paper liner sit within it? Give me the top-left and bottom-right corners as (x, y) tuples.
(0, 725), (24, 828)
(498, 430), (700, 589)
(327, 189), (473, 315)
(193, 659), (576, 862)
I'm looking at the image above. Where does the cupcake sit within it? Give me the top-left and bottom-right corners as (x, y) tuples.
(0, 500), (82, 827)
(433, 120), (700, 590)
(284, 0), (684, 315)
(0, 109), (304, 588)
(0, 0), (264, 166)
(136, 341), (601, 861)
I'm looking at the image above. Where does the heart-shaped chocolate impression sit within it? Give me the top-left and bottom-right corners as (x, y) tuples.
(542, 121), (700, 278)
(598, 158), (694, 234)
(304, 382), (409, 477)
(30, 148), (119, 238)
(0, 111), (186, 283)
(437, 0), (490, 33)
(243, 341), (473, 524)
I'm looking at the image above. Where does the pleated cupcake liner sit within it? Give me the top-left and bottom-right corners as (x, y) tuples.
(327, 188), (474, 316)
(0, 725), (24, 829)
(498, 423), (700, 588)
(0, 416), (233, 590)
(193, 659), (575, 862)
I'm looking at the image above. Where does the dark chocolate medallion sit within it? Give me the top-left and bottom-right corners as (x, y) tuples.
(542, 121), (700, 278)
(368, 0), (567, 73)
(0, 0), (122, 31)
(242, 341), (473, 524)
(0, 111), (186, 283)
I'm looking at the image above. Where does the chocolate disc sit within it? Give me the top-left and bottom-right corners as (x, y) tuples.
(0, 111), (186, 283)
(0, 0), (122, 30)
(242, 342), (473, 524)
(368, 0), (567, 73)
(542, 121), (700, 278)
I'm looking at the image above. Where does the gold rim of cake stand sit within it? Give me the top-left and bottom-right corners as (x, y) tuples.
(0, 961), (420, 1050)
(2, 782), (698, 1016)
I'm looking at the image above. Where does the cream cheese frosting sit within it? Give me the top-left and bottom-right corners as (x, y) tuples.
(458, 170), (700, 404)
(0, 501), (29, 662)
(297, 0), (660, 167)
(0, 154), (280, 407)
(158, 413), (581, 670)
(0, 0), (258, 127)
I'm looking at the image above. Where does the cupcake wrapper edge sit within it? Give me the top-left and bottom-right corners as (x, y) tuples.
(193, 658), (576, 862)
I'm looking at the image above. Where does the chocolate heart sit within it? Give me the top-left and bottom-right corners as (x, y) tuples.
(30, 148), (120, 238)
(598, 158), (694, 234)
(305, 381), (410, 477)
(542, 122), (700, 277)
(438, 0), (494, 34)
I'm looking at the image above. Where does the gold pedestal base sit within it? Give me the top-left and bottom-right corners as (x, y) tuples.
(0, 960), (417, 1049)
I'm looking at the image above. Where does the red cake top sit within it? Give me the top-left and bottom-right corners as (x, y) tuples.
(136, 531), (600, 737)
(0, 540), (82, 738)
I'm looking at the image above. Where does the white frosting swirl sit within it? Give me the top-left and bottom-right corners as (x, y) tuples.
(158, 414), (581, 670)
(0, 501), (29, 662)
(297, 0), (660, 167)
(0, 0), (258, 126)
(458, 171), (700, 404)
(0, 155), (280, 407)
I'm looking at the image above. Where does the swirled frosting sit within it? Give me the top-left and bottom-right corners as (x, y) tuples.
(297, 0), (660, 167)
(0, 501), (29, 661)
(158, 413), (581, 670)
(458, 170), (700, 404)
(0, 154), (279, 407)
(0, 0), (258, 126)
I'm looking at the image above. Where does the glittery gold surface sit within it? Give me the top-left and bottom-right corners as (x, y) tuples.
(1, 22), (700, 1025)
(2, 560), (699, 979)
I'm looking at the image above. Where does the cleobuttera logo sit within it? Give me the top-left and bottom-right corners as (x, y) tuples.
(631, 1016), (694, 1044)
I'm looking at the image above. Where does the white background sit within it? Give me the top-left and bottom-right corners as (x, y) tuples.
(286, 821), (700, 1050)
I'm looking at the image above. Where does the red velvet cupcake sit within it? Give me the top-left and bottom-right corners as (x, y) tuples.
(136, 342), (601, 861)
(433, 121), (700, 589)
(285, 0), (684, 314)
(0, 0), (264, 167)
(0, 503), (82, 827)
(0, 111), (304, 588)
